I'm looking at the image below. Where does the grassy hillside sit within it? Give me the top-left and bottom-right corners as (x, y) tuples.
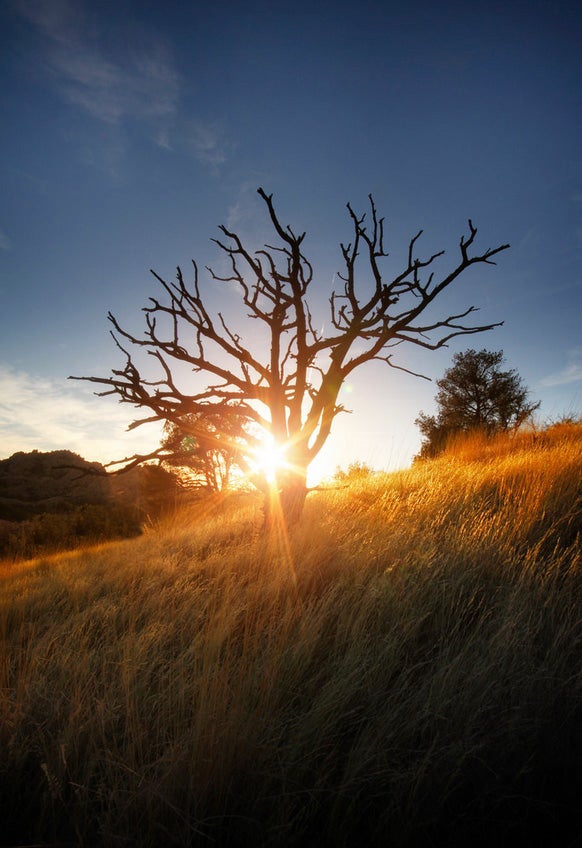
(1, 423), (581, 846)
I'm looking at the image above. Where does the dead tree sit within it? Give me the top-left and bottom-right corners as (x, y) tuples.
(71, 188), (509, 526)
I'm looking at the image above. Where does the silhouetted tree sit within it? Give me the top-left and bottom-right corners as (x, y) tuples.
(415, 349), (539, 458)
(71, 188), (509, 525)
(160, 411), (250, 491)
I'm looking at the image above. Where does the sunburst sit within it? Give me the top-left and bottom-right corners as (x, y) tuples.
(250, 433), (288, 485)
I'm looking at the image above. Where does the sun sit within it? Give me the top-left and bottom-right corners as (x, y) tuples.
(250, 433), (287, 484)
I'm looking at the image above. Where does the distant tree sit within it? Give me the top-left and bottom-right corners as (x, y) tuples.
(415, 349), (540, 458)
(160, 410), (250, 491)
(71, 188), (509, 526)
(334, 461), (375, 484)
(414, 412), (453, 460)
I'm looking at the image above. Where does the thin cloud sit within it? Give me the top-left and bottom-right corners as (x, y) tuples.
(539, 352), (582, 388)
(12, 0), (78, 44)
(0, 364), (162, 464)
(53, 45), (179, 125)
(13, 1), (233, 169)
(154, 128), (173, 151)
(186, 120), (233, 168)
(13, 0), (180, 127)
(225, 181), (273, 235)
(226, 184), (259, 232)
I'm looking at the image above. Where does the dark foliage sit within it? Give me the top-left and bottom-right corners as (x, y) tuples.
(416, 349), (539, 458)
(160, 410), (251, 491)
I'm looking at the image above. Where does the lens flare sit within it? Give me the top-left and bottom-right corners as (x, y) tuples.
(250, 434), (287, 484)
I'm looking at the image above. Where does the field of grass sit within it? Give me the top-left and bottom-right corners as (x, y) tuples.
(1, 423), (581, 846)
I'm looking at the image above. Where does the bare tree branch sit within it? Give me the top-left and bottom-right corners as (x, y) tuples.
(71, 188), (509, 524)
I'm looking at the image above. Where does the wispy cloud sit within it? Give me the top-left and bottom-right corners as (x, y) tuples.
(201, 182), (272, 285)
(225, 181), (273, 234)
(55, 45), (179, 126)
(539, 350), (582, 388)
(12, 0), (235, 169)
(154, 128), (173, 151)
(0, 364), (162, 463)
(13, 0), (180, 130)
(186, 120), (233, 168)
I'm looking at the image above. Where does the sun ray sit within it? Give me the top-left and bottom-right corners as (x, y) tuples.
(249, 433), (288, 485)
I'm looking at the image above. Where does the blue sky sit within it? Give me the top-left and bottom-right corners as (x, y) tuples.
(1, 0), (581, 480)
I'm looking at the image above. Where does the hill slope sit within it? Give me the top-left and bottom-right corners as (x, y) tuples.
(1, 424), (581, 846)
(0, 449), (110, 520)
(0, 450), (186, 557)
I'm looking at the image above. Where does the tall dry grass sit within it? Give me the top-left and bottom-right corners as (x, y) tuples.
(1, 424), (581, 846)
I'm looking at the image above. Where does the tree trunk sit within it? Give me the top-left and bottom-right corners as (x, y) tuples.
(279, 477), (308, 526)
(262, 464), (308, 530)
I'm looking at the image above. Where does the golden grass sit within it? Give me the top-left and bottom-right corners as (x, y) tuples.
(1, 424), (581, 846)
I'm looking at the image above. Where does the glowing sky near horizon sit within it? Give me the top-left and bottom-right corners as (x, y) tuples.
(1, 0), (581, 481)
